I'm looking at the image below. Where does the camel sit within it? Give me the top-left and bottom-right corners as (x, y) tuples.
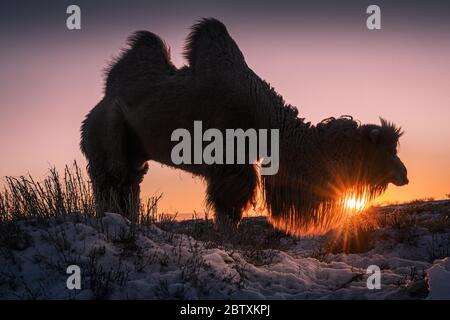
(81, 18), (408, 235)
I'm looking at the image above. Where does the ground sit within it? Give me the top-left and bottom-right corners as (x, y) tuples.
(1, 201), (450, 299)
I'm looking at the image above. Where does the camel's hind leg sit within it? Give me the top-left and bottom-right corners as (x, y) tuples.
(80, 99), (148, 220)
(205, 164), (259, 230)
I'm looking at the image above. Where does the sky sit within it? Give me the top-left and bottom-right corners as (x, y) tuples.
(0, 0), (449, 214)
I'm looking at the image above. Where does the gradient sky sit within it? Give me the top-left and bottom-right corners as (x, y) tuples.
(1, 0), (449, 214)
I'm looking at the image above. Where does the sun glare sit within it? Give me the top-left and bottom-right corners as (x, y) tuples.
(344, 192), (367, 214)
(269, 186), (376, 237)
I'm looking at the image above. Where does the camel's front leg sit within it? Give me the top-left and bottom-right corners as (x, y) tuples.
(205, 164), (259, 230)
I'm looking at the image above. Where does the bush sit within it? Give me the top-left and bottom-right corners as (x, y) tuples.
(0, 161), (94, 221)
(0, 161), (164, 226)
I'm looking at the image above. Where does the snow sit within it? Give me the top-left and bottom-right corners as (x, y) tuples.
(1, 202), (450, 299)
(426, 258), (450, 300)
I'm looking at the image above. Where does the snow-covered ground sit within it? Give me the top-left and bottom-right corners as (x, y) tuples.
(1, 201), (449, 299)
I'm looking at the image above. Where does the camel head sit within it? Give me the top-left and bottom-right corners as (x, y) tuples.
(359, 118), (408, 189)
(263, 116), (409, 236)
(304, 116), (408, 199)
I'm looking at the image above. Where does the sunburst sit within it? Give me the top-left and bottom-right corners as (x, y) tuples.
(343, 191), (368, 214)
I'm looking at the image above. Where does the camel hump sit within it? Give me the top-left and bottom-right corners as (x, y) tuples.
(183, 18), (247, 72)
(105, 31), (175, 97)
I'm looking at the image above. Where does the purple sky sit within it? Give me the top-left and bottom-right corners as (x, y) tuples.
(1, 0), (449, 213)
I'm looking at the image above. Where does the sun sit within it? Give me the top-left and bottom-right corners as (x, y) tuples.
(345, 196), (365, 210)
(343, 192), (368, 214)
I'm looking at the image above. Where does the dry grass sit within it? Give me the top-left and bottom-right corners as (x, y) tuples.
(162, 216), (290, 251)
(0, 162), (94, 221)
(313, 211), (378, 256)
(311, 200), (450, 257)
(0, 161), (167, 225)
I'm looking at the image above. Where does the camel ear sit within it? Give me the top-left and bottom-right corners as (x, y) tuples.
(370, 128), (380, 142)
